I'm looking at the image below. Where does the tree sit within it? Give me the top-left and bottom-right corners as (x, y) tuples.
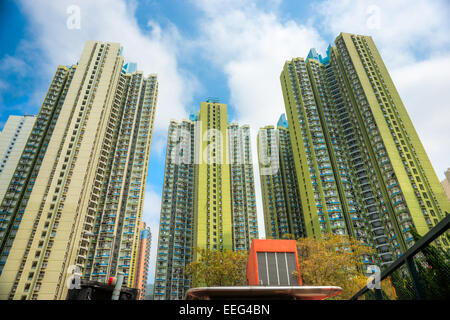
(185, 247), (248, 287)
(415, 246), (450, 299)
(282, 233), (296, 240)
(390, 267), (415, 300)
(295, 234), (395, 300)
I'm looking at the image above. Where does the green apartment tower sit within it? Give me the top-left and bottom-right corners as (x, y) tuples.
(257, 114), (305, 240)
(0, 41), (158, 299)
(153, 100), (258, 300)
(280, 32), (450, 268)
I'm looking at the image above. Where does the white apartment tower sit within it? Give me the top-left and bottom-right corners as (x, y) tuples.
(0, 115), (36, 201)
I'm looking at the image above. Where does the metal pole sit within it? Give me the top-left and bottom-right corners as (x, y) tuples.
(107, 235), (116, 279)
(405, 257), (426, 300)
(112, 272), (125, 300)
(375, 288), (383, 300)
(350, 214), (449, 300)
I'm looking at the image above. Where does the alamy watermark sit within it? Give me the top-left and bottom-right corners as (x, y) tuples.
(366, 265), (381, 290)
(66, 265), (81, 289)
(66, 5), (81, 30)
(366, 5), (381, 30)
(168, 121), (280, 176)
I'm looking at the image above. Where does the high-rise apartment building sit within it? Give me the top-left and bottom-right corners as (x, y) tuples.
(257, 114), (304, 240)
(195, 101), (234, 252)
(153, 100), (258, 300)
(86, 60), (157, 288)
(0, 115), (37, 202)
(0, 41), (158, 300)
(134, 222), (151, 300)
(280, 32), (450, 268)
(228, 123), (258, 250)
(441, 169), (450, 201)
(154, 117), (196, 300)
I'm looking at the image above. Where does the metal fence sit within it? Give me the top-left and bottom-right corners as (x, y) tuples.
(351, 214), (450, 300)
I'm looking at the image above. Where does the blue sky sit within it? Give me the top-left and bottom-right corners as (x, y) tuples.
(1, 0), (450, 283)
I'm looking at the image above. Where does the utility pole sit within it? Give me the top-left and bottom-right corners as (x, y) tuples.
(111, 272), (125, 300)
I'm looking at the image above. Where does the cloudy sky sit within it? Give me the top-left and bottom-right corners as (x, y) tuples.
(1, 0), (449, 283)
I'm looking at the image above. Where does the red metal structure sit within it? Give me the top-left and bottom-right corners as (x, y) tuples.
(246, 239), (302, 286)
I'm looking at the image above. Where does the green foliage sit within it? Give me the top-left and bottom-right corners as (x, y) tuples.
(295, 234), (389, 300)
(390, 268), (416, 300)
(388, 228), (449, 300)
(281, 233), (296, 240)
(184, 247), (248, 288)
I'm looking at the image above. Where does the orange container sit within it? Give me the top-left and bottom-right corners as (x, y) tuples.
(246, 239), (301, 286)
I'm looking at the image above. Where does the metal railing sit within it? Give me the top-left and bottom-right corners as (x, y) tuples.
(351, 213), (450, 300)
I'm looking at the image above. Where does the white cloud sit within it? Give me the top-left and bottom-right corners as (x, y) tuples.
(391, 54), (450, 178)
(0, 79), (8, 101)
(151, 132), (168, 159)
(0, 55), (31, 105)
(0, 55), (29, 77)
(314, 0), (450, 68)
(195, 5), (325, 129)
(142, 188), (162, 225)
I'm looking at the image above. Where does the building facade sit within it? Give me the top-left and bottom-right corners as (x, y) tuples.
(134, 222), (151, 300)
(257, 114), (304, 240)
(0, 41), (158, 300)
(154, 118), (197, 300)
(441, 169), (450, 201)
(0, 115), (37, 202)
(280, 32), (450, 268)
(228, 123), (258, 251)
(153, 101), (258, 300)
(0, 65), (76, 276)
(86, 62), (158, 288)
